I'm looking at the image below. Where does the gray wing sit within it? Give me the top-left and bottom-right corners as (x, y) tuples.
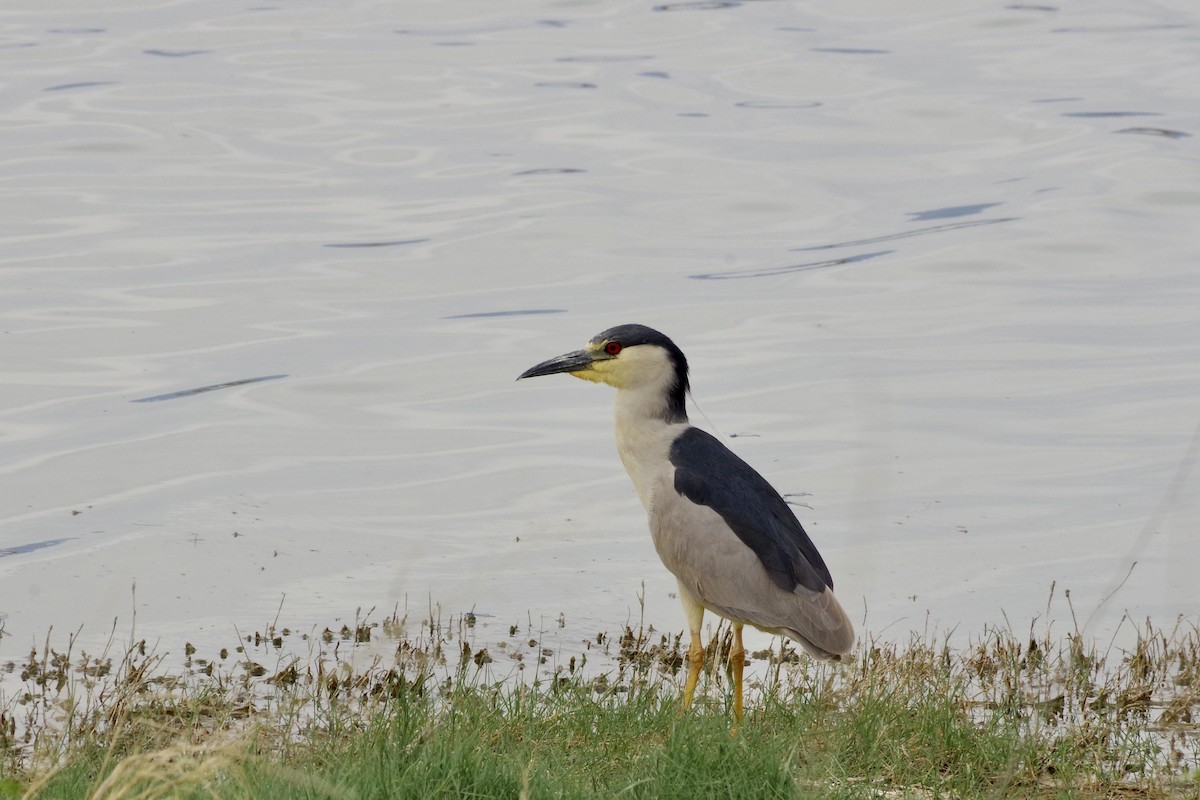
(669, 427), (834, 594)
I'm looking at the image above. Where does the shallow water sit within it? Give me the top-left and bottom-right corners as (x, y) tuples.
(2, 0), (1198, 676)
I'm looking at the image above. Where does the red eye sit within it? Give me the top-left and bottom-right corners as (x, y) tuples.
(604, 341), (622, 355)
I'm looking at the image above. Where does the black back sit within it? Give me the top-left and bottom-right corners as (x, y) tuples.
(669, 427), (834, 593)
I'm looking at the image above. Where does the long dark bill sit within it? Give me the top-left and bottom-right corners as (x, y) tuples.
(517, 349), (598, 380)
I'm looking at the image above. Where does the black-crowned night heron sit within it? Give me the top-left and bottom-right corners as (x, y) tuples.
(518, 323), (854, 725)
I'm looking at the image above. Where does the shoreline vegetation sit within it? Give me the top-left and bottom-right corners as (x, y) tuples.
(1, 596), (1197, 799)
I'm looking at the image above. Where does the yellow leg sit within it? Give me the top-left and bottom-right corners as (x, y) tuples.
(682, 629), (704, 712)
(678, 583), (705, 714)
(730, 622), (745, 731)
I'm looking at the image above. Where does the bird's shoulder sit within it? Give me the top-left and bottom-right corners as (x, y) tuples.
(667, 426), (834, 593)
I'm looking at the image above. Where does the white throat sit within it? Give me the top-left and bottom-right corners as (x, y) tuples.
(612, 382), (688, 513)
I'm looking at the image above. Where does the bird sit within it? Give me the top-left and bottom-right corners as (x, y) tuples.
(517, 323), (854, 725)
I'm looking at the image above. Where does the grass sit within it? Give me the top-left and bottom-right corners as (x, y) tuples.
(1, 596), (1198, 799)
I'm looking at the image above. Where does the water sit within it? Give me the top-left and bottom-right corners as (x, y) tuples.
(2, 0), (1198, 674)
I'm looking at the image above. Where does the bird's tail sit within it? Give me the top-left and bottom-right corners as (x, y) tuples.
(783, 628), (852, 661)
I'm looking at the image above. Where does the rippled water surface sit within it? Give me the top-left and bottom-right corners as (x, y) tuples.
(2, 0), (1198, 669)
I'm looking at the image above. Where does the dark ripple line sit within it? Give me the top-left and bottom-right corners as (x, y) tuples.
(790, 217), (1019, 253)
(736, 100), (821, 109)
(132, 374), (288, 403)
(689, 250), (891, 280)
(512, 167), (586, 175)
(43, 81), (119, 92)
(1117, 127), (1190, 139)
(654, 1), (741, 10)
(811, 47), (890, 54)
(908, 202), (1002, 221)
(144, 48), (210, 57)
(1051, 23), (1189, 33)
(556, 55), (653, 63)
(323, 238), (428, 248)
(444, 309), (567, 319)
(0, 538), (72, 557)
(1063, 111), (1160, 118)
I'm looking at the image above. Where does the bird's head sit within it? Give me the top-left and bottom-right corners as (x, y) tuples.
(517, 324), (690, 420)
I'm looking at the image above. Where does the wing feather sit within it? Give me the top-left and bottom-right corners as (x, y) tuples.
(669, 427), (833, 594)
